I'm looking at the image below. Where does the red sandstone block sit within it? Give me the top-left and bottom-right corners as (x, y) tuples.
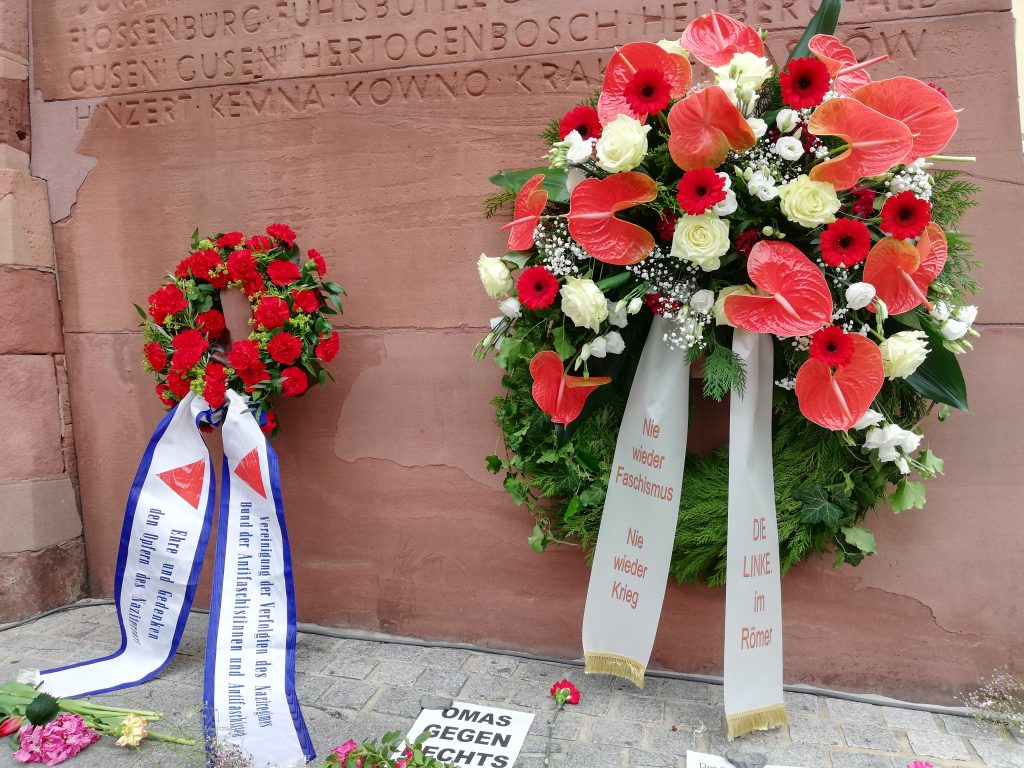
(0, 78), (29, 154)
(0, 0), (27, 61)
(0, 538), (86, 622)
(0, 354), (64, 480)
(0, 267), (63, 354)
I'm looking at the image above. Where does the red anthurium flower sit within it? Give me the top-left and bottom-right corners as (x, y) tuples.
(807, 97), (914, 190)
(809, 325), (855, 367)
(780, 57), (831, 109)
(880, 191), (931, 240)
(681, 10), (764, 68)
(796, 333), (884, 431)
(550, 679), (581, 706)
(597, 42), (691, 125)
(851, 77), (958, 162)
(724, 240), (833, 337)
(668, 86), (756, 170)
(567, 172), (658, 265)
(676, 167), (726, 215)
(517, 266), (560, 310)
(862, 224), (947, 314)
(530, 351), (611, 426)
(809, 35), (887, 96)
(559, 106), (602, 140)
(501, 173), (548, 252)
(820, 218), (871, 267)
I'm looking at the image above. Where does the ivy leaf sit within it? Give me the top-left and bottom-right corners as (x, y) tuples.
(495, 337), (535, 371)
(485, 455), (503, 474)
(795, 486), (847, 528)
(503, 252), (531, 270)
(552, 328), (575, 361)
(25, 693), (59, 726)
(564, 495), (582, 523)
(528, 522), (549, 553)
(890, 479), (926, 513)
(840, 525), (877, 555)
(503, 475), (527, 506)
(579, 485), (605, 507)
(917, 449), (944, 478)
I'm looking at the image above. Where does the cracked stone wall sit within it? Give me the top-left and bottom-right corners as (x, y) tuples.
(27, 0), (1024, 702)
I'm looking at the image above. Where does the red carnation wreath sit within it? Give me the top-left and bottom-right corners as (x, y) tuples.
(138, 224), (345, 436)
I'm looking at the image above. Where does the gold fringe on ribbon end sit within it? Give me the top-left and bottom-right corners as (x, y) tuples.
(726, 703), (789, 740)
(583, 652), (645, 688)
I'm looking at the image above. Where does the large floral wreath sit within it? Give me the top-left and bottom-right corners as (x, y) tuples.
(475, 8), (980, 583)
(140, 223), (345, 436)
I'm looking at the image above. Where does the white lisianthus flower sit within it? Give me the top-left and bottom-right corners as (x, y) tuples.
(656, 39), (688, 57)
(477, 253), (514, 300)
(671, 214), (731, 272)
(713, 188), (738, 216)
(774, 136), (804, 161)
(627, 296), (644, 314)
(747, 170), (779, 202)
(930, 301), (951, 322)
(690, 289), (715, 314)
(747, 117), (768, 139)
(560, 277), (609, 332)
(588, 336), (608, 358)
(853, 409), (884, 430)
(607, 299), (628, 328)
(713, 52), (773, 94)
(845, 282), (876, 311)
(499, 297), (521, 318)
(778, 174), (841, 228)
(595, 115), (651, 173)
(939, 319), (969, 341)
(863, 424), (923, 464)
(562, 130), (596, 165)
(712, 285), (755, 326)
(776, 108), (799, 133)
(879, 331), (929, 379)
(956, 305), (978, 326)
(566, 167), (587, 194)
(604, 331), (626, 355)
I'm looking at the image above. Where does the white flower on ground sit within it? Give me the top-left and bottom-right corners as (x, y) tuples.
(712, 285), (755, 326)
(595, 114), (651, 173)
(879, 331), (929, 379)
(853, 409), (884, 430)
(845, 282), (876, 311)
(477, 253), (514, 300)
(774, 136), (804, 161)
(776, 108), (799, 133)
(560, 277), (608, 332)
(863, 424), (922, 468)
(778, 174), (841, 228)
(690, 289), (715, 314)
(499, 297), (521, 318)
(671, 214), (731, 272)
(604, 331), (625, 354)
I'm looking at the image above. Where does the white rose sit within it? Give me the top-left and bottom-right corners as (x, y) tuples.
(560, 277), (609, 332)
(845, 282), (876, 311)
(627, 296), (644, 315)
(657, 39), (688, 57)
(563, 131), (595, 165)
(595, 115), (651, 173)
(712, 285), (755, 326)
(566, 167), (587, 194)
(747, 171), (778, 202)
(477, 253), (513, 300)
(690, 289), (715, 314)
(604, 331), (625, 355)
(607, 299), (628, 328)
(774, 136), (804, 161)
(879, 330), (929, 379)
(747, 117), (768, 139)
(713, 188), (738, 216)
(499, 297), (521, 318)
(713, 52), (773, 93)
(670, 214), (731, 272)
(853, 409), (884, 430)
(864, 424), (922, 463)
(778, 174), (841, 228)
(776, 108), (799, 133)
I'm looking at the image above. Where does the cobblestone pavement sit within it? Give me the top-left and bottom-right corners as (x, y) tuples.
(1, 603), (1022, 768)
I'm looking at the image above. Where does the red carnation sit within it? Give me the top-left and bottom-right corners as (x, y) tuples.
(880, 191), (931, 240)
(203, 362), (228, 409)
(676, 167), (726, 215)
(516, 266), (560, 311)
(308, 249), (327, 276)
(227, 249), (257, 281)
(268, 332), (303, 365)
(291, 289), (319, 313)
(267, 223), (297, 246)
(316, 331), (340, 362)
(558, 106), (602, 141)
(247, 234), (274, 252)
(848, 184), (876, 217)
(196, 309), (226, 339)
(253, 295), (289, 329)
(192, 249), (221, 280)
(228, 339), (261, 372)
(156, 383), (176, 407)
(644, 293), (681, 316)
(809, 325), (855, 368)
(267, 260), (302, 286)
(736, 230), (762, 257)
(171, 329), (209, 371)
(217, 231), (244, 248)
(820, 218), (871, 267)
(239, 362), (271, 392)
(166, 369), (192, 399)
(148, 284), (187, 324)
(260, 409), (278, 436)
(174, 256), (193, 279)
(623, 68), (672, 116)
(779, 57), (830, 109)
(280, 366), (309, 397)
(144, 342), (168, 372)
(241, 272), (266, 297)
(550, 679), (581, 706)
(656, 213), (678, 242)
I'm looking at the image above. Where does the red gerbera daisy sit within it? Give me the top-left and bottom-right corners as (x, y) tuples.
(517, 266), (560, 311)
(558, 106), (602, 141)
(809, 325), (855, 368)
(880, 191), (931, 240)
(623, 68), (672, 117)
(820, 218), (871, 267)
(779, 57), (831, 109)
(735, 230), (762, 257)
(676, 167), (726, 215)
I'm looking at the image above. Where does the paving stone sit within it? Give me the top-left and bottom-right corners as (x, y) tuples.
(518, 659), (580, 683)
(325, 655), (379, 680)
(828, 751), (894, 768)
(512, 680), (558, 710)
(374, 659), (425, 686)
(829, 699), (888, 724)
(295, 671), (336, 704)
(340, 638), (384, 655)
(647, 726), (700, 755)
(590, 720), (644, 747)
(372, 686), (427, 718)
(467, 653), (520, 677)
(319, 679), (377, 710)
(667, 701), (724, 731)
(905, 729), (972, 761)
(761, 743), (827, 767)
(970, 738), (1024, 768)
(630, 748), (679, 767)
(565, 743), (626, 768)
(842, 723), (901, 751)
(611, 695), (666, 722)
(375, 643), (423, 662)
(416, 666), (467, 697)
(941, 714), (1012, 740)
(419, 647), (473, 670)
(575, 692), (615, 717)
(659, 679), (712, 702)
(789, 716), (844, 746)
(530, 710), (586, 740)
(880, 707), (941, 732)
(462, 672), (516, 702)
(786, 691), (824, 715)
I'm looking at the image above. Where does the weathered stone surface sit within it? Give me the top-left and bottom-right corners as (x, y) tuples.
(0, 475), (81, 553)
(0, 170), (55, 266)
(0, 266), (63, 353)
(0, 538), (86, 621)
(0, 77), (29, 154)
(0, 354), (64, 480)
(0, 0), (28, 61)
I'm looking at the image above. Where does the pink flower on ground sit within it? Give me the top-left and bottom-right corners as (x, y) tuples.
(331, 739), (363, 767)
(908, 762), (935, 768)
(395, 748), (414, 768)
(14, 713), (100, 765)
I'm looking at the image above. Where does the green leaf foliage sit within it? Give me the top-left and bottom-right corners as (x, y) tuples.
(840, 525), (877, 555)
(488, 168), (569, 204)
(25, 693), (60, 726)
(905, 333), (969, 411)
(701, 342), (746, 401)
(787, 0), (841, 62)
(890, 480), (927, 513)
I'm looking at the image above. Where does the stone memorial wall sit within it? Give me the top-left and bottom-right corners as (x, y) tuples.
(27, 0), (1024, 701)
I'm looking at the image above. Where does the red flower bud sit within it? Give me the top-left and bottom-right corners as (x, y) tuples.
(0, 715), (24, 737)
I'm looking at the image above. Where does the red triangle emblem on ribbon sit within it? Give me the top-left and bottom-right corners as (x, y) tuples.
(233, 448), (267, 499)
(157, 460), (206, 510)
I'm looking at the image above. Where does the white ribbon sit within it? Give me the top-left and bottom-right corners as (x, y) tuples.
(582, 316), (691, 686)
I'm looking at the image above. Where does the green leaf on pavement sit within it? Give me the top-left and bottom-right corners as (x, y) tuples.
(25, 693), (59, 726)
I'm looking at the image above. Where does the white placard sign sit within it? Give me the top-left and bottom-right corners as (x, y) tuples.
(404, 701), (533, 768)
(686, 751), (736, 768)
